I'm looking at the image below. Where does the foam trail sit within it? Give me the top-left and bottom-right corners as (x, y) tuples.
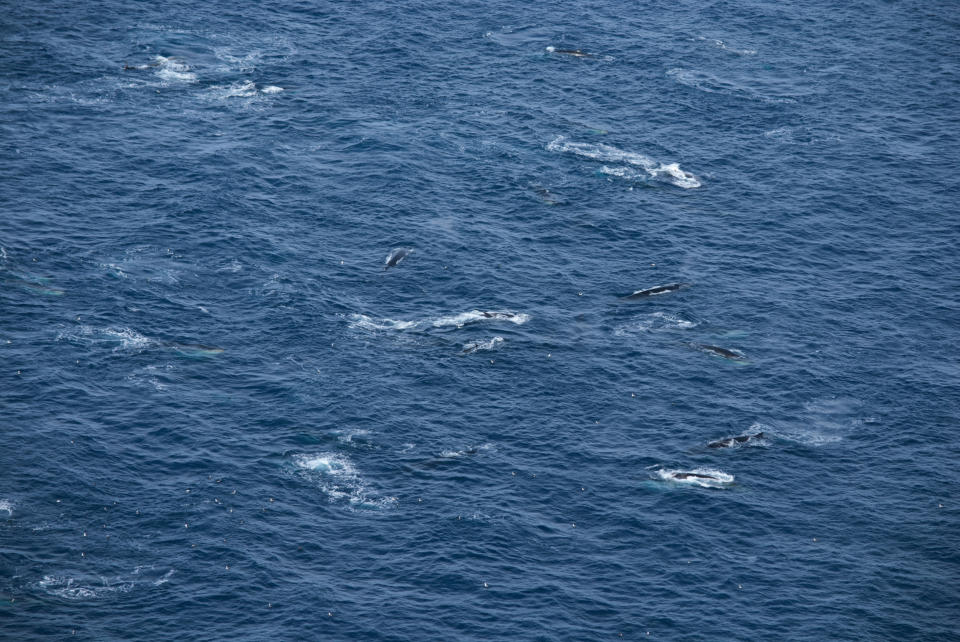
(548, 136), (700, 188)
(293, 453), (393, 508)
(57, 325), (152, 352)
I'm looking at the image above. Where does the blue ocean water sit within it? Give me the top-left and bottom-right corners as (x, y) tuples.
(2, 0), (959, 639)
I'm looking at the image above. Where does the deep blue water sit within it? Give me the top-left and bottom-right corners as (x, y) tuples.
(2, 1), (959, 639)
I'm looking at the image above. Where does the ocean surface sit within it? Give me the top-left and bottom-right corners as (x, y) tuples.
(2, 1), (959, 639)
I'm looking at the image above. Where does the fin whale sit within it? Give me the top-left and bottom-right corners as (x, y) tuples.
(384, 247), (413, 270)
(668, 472), (719, 480)
(687, 342), (747, 362)
(708, 432), (765, 448)
(546, 46), (593, 58)
(621, 283), (690, 299)
(165, 342), (224, 357)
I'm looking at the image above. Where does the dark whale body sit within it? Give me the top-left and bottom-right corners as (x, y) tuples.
(547, 47), (593, 58)
(384, 247), (413, 270)
(670, 472), (718, 480)
(688, 343), (747, 362)
(621, 283), (690, 299)
(708, 432), (765, 448)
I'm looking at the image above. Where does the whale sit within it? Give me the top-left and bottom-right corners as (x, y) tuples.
(668, 472), (718, 480)
(687, 342), (747, 362)
(657, 469), (735, 485)
(165, 342), (224, 357)
(546, 46), (592, 58)
(621, 282), (690, 299)
(530, 184), (564, 205)
(4, 276), (64, 296)
(384, 247), (413, 270)
(708, 432), (765, 448)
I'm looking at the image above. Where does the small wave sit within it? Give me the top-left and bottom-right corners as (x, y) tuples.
(548, 136), (700, 189)
(293, 453), (393, 509)
(655, 468), (734, 488)
(666, 68), (797, 104)
(614, 312), (699, 335)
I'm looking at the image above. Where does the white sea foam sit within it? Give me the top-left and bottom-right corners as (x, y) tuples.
(614, 312), (699, 335)
(293, 453), (393, 508)
(548, 136), (700, 189)
(153, 569), (175, 586)
(347, 314), (418, 331)
(153, 56), (197, 83)
(656, 467), (734, 488)
(209, 80), (258, 98)
(261, 85), (284, 94)
(38, 575), (135, 600)
(698, 36), (757, 55)
(58, 325), (152, 352)
(333, 428), (370, 444)
(439, 443), (492, 458)
(0, 499), (13, 516)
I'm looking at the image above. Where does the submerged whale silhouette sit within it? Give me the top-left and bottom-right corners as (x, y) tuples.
(621, 282), (690, 299)
(708, 432), (765, 448)
(384, 247), (413, 270)
(165, 342), (224, 357)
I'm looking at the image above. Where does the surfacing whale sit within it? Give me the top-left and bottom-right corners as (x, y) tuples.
(687, 342), (748, 362)
(165, 342), (224, 357)
(621, 282), (690, 299)
(657, 469), (735, 486)
(384, 247), (413, 270)
(708, 432), (765, 448)
(546, 46), (593, 58)
(669, 472), (718, 480)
